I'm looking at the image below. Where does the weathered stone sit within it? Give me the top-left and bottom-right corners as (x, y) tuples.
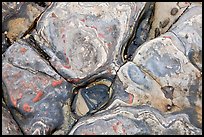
(107, 62), (171, 113)
(169, 6), (202, 71)
(69, 105), (202, 135)
(132, 33), (202, 128)
(35, 2), (146, 84)
(2, 40), (73, 135)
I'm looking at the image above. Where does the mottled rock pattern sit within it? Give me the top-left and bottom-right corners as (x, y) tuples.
(69, 106), (202, 135)
(1, 2), (202, 135)
(2, 40), (73, 134)
(35, 2), (145, 83)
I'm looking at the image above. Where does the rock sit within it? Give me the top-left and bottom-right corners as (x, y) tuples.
(2, 40), (73, 134)
(69, 105), (202, 135)
(132, 32), (202, 128)
(35, 2), (146, 84)
(2, 101), (23, 135)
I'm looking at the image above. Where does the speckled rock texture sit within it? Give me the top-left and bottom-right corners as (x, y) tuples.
(2, 2), (202, 135)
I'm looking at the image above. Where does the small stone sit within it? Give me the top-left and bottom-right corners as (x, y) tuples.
(171, 8), (178, 16)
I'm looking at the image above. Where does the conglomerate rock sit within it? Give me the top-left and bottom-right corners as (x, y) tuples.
(2, 40), (73, 135)
(1, 2), (202, 135)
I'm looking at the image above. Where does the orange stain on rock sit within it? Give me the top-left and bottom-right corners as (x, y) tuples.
(112, 121), (126, 134)
(23, 103), (31, 112)
(107, 43), (112, 47)
(10, 96), (17, 107)
(69, 78), (80, 83)
(128, 93), (133, 104)
(163, 36), (171, 39)
(98, 33), (105, 38)
(52, 12), (57, 18)
(20, 47), (28, 54)
(18, 92), (23, 100)
(65, 57), (70, 64)
(64, 65), (71, 69)
(32, 91), (43, 103)
(52, 79), (63, 87)
(80, 19), (85, 22)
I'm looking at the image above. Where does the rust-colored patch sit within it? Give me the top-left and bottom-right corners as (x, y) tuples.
(98, 33), (105, 38)
(69, 78), (80, 83)
(106, 26), (113, 32)
(80, 19), (85, 22)
(128, 93), (133, 104)
(107, 42), (112, 47)
(64, 65), (71, 69)
(32, 91), (44, 103)
(112, 124), (117, 133)
(52, 79), (63, 87)
(66, 57), (70, 64)
(112, 121), (126, 134)
(163, 36), (171, 39)
(17, 92), (23, 100)
(23, 103), (31, 112)
(20, 47), (28, 54)
(10, 96), (17, 107)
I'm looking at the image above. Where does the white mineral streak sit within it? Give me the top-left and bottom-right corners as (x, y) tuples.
(132, 35), (201, 112)
(37, 2), (145, 79)
(69, 106), (202, 135)
(115, 62), (171, 111)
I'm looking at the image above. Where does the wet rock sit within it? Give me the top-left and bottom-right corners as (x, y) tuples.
(2, 101), (23, 135)
(2, 40), (73, 135)
(69, 105), (202, 135)
(71, 79), (113, 117)
(35, 2), (146, 84)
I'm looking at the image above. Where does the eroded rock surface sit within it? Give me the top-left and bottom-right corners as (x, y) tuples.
(69, 106), (202, 135)
(35, 2), (145, 83)
(2, 2), (202, 135)
(2, 40), (73, 135)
